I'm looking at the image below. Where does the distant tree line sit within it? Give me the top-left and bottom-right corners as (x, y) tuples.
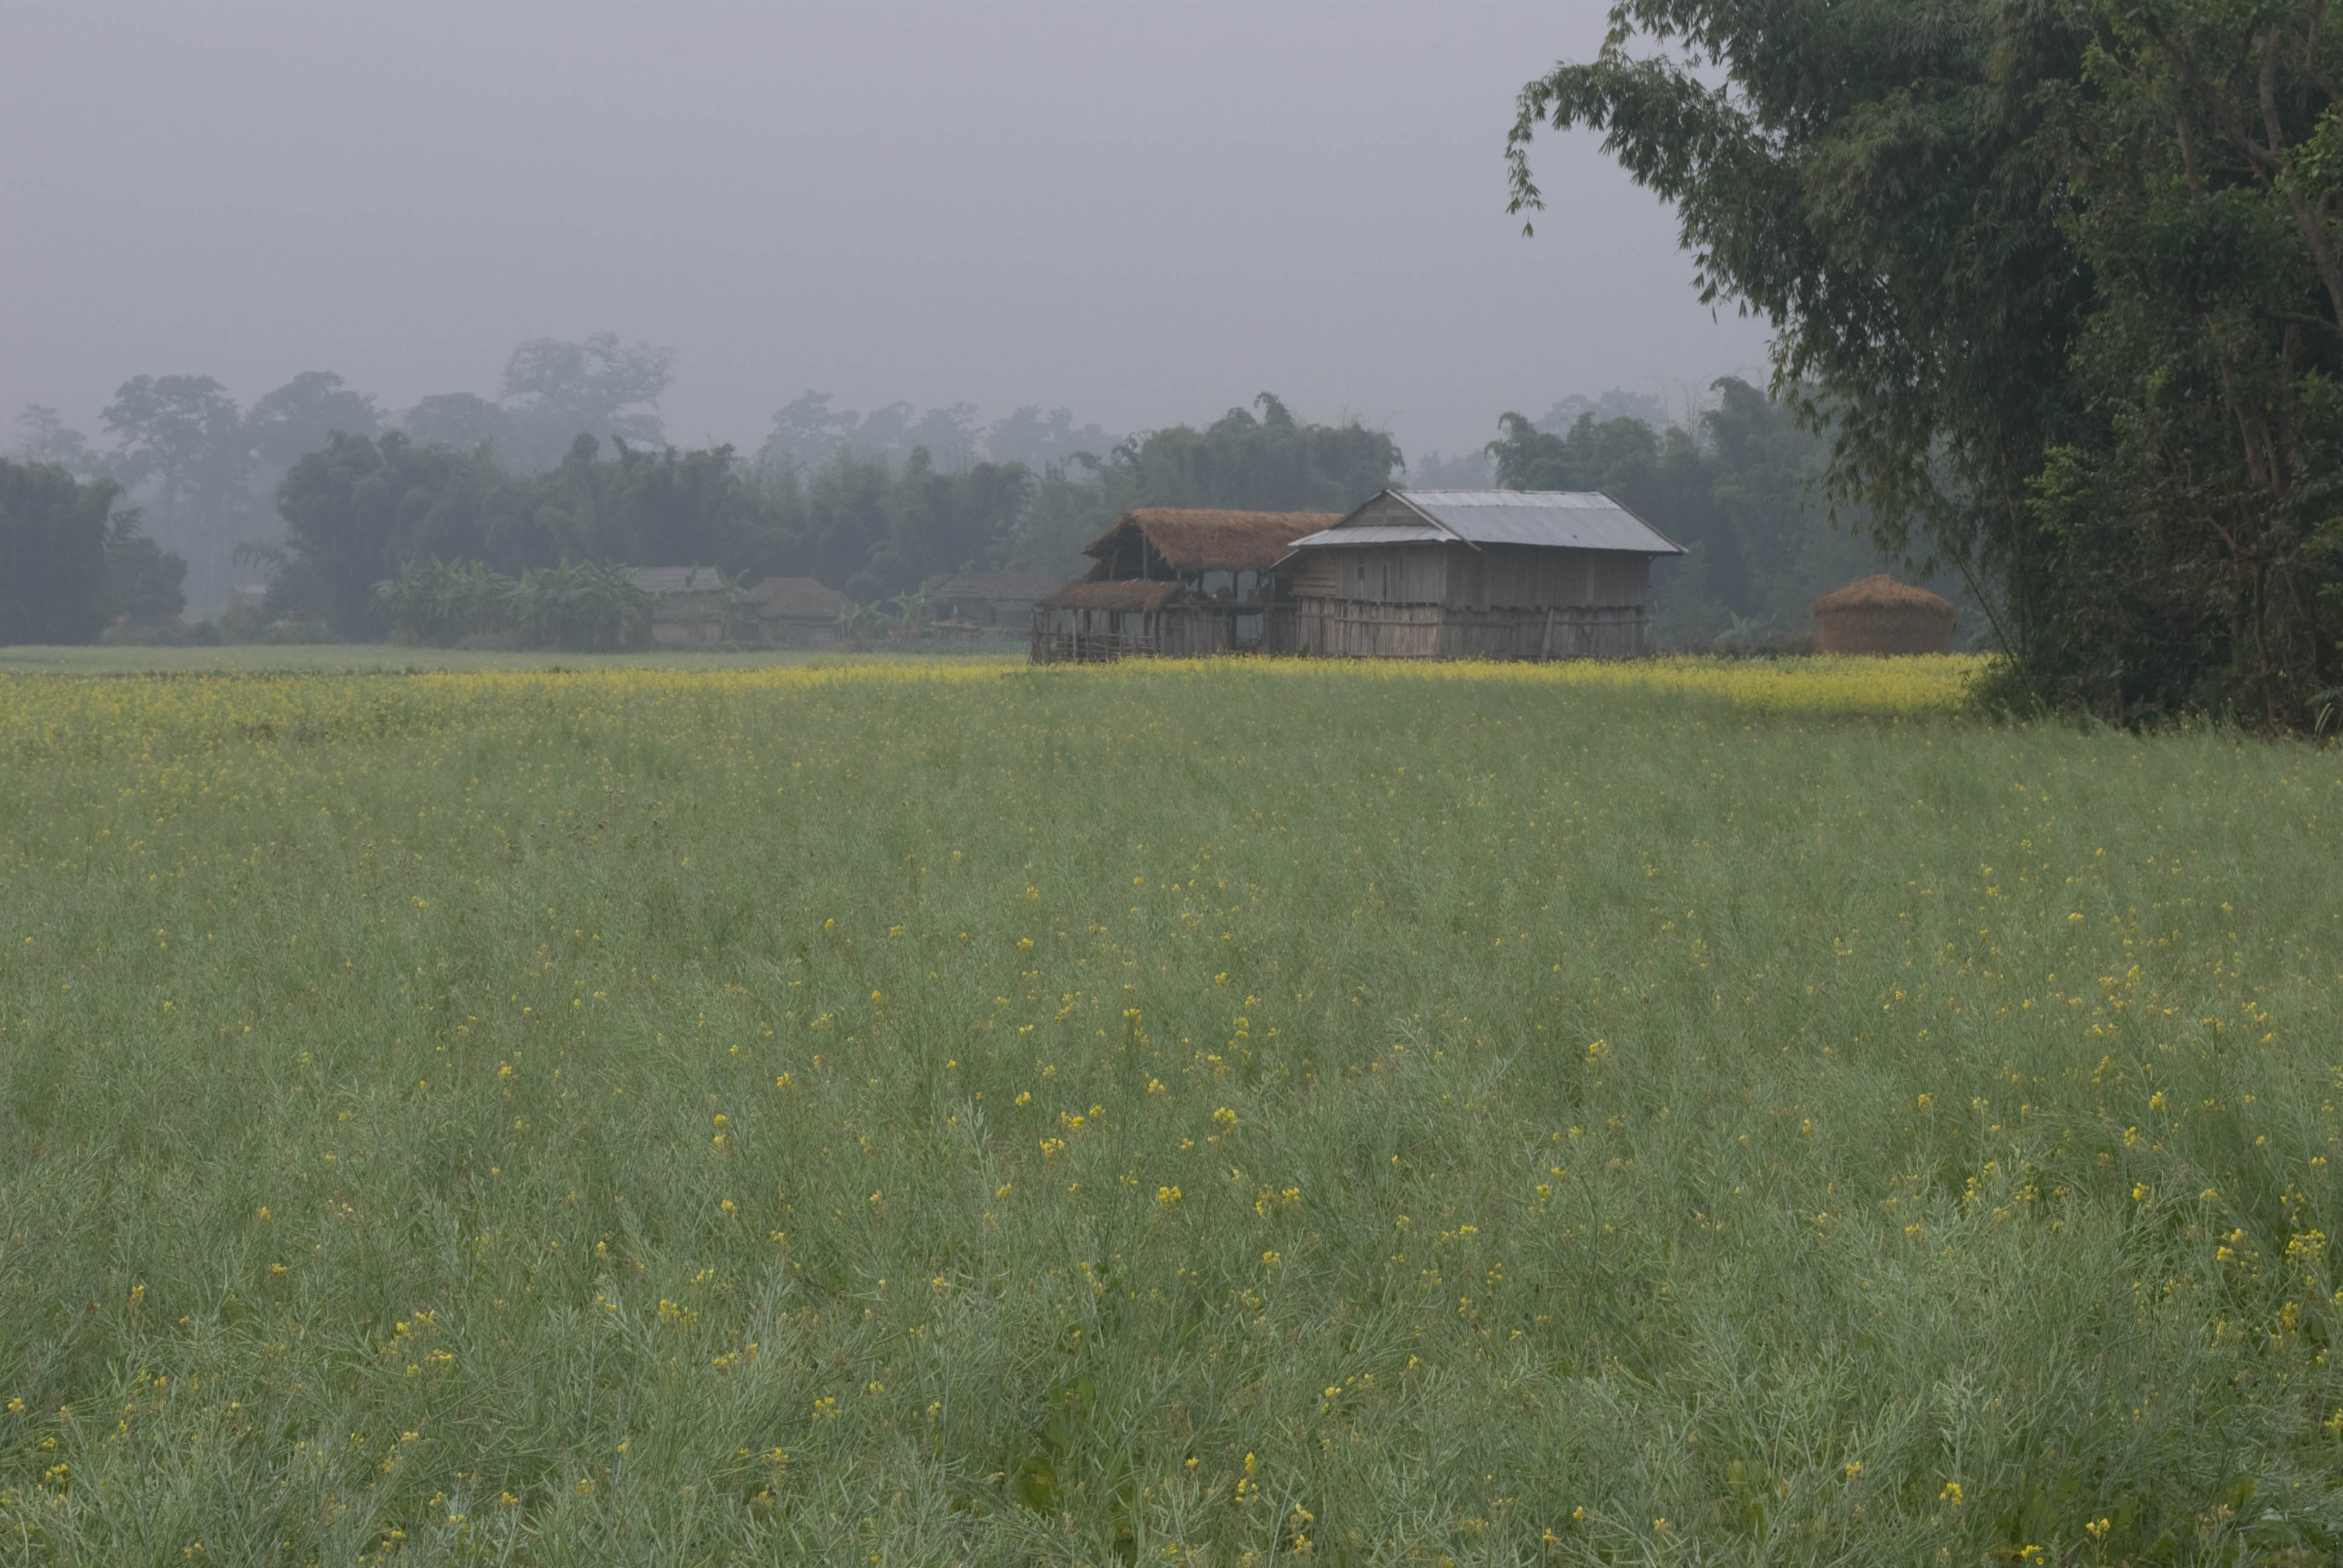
(264, 391), (1404, 639)
(1512, 0), (2343, 727)
(15, 328), (1891, 650)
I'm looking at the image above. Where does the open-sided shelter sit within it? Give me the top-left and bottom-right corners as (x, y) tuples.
(935, 571), (1061, 629)
(1030, 508), (1335, 662)
(1277, 489), (1683, 659)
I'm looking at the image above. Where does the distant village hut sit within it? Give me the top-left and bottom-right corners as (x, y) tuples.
(634, 566), (733, 644)
(1278, 489), (1683, 659)
(744, 576), (853, 646)
(1808, 575), (1958, 655)
(934, 572), (1061, 636)
(1029, 509), (1335, 662)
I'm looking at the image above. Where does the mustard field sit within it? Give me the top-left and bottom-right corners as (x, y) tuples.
(2, 655), (2339, 1566)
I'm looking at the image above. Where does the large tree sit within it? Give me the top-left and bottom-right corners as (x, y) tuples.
(497, 333), (674, 471)
(2026, 0), (2343, 724)
(1507, 0), (2342, 724)
(0, 460), (123, 644)
(246, 371), (382, 472)
(101, 374), (252, 543)
(275, 432), (518, 635)
(14, 405), (102, 475)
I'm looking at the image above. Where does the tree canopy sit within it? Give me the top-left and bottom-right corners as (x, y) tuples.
(1509, 0), (2342, 725)
(0, 459), (183, 645)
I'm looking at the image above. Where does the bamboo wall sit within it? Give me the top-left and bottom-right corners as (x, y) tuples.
(1285, 544), (1650, 612)
(1293, 599), (1645, 660)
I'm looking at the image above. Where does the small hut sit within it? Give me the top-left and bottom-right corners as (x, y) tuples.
(1030, 509), (1334, 662)
(934, 571), (1061, 629)
(634, 566), (733, 644)
(1278, 489), (1683, 659)
(744, 576), (853, 646)
(1808, 575), (1958, 654)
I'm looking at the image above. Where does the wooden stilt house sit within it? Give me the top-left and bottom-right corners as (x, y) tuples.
(1277, 490), (1684, 659)
(1029, 509), (1335, 662)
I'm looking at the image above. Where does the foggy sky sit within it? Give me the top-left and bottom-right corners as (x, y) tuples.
(5, 1), (1773, 462)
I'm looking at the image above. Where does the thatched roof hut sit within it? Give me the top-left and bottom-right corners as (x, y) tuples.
(744, 577), (850, 624)
(1035, 579), (1187, 614)
(934, 571), (1061, 626)
(1079, 509), (1337, 581)
(1029, 508), (1336, 662)
(1809, 575), (1958, 655)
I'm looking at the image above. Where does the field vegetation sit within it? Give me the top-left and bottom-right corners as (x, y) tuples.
(2, 655), (2339, 1564)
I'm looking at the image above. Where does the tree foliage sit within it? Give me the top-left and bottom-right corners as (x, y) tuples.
(275, 394), (1400, 636)
(2031, 0), (2343, 724)
(372, 557), (652, 652)
(0, 459), (183, 644)
(102, 375), (251, 560)
(1001, 394), (1404, 573)
(1508, 0), (2342, 725)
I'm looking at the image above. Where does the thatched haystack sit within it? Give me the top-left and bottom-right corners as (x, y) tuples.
(1809, 575), (1958, 655)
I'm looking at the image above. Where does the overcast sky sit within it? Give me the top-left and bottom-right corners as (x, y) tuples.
(5, 1), (1774, 462)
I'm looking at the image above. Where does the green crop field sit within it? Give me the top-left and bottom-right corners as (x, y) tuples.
(2, 655), (2338, 1565)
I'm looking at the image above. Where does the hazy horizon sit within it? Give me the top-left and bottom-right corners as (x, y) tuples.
(7, 1), (1772, 466)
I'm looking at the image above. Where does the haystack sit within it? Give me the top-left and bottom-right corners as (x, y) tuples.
(1809, 575), (1958, 655)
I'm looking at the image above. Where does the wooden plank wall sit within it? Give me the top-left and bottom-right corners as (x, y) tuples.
(1446, 546), (1650, 610)
(1288, 554), (1341, 598)
(1293, 599), (1645, 659)
(1316, 546), (1454, 606)
(1283, 544), (1651, 612)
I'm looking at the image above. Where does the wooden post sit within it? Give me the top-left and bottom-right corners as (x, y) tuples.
(1539, 605), (1557, 661)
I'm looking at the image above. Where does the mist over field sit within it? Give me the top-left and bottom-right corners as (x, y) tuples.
(3, 2), (1766, 483)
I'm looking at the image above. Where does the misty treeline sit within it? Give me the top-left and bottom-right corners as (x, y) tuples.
(9, 335), (684, 613)
(8, 327), (1882, 647)
(1514, 0), (2343, 728)
(260, 390), (1400, 639)
(263, 377), (1863, 644)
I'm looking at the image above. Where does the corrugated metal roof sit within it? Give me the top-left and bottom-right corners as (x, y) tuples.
(1397, 490), (1683, 554)
(1286, 490), (1683, 555)
(1284, 522), (1450, 549)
